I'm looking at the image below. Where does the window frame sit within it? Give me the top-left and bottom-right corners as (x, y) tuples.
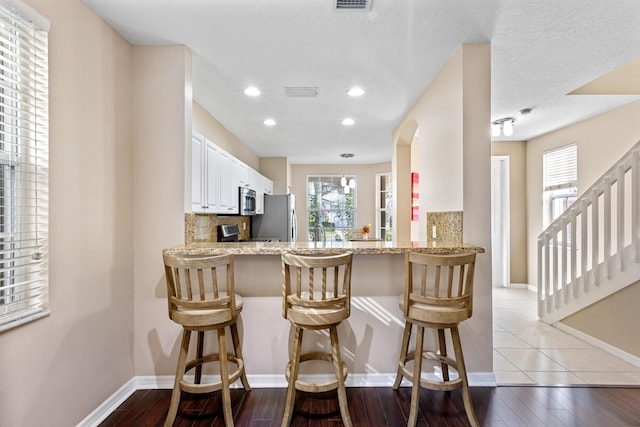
(543, 143), (577, 228)
(0, 0), (50, 332)
(306, 175), (357, 242)
(375, 172), (393, 241)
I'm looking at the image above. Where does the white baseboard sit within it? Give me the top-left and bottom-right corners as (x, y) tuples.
(76, 378), (137, 427)
(76, 372), (496, 426)
(553, 322), (640, 369)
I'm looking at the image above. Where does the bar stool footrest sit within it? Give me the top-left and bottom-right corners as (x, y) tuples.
(285, 351), (348, 393)
(397, 351), (462, 392)
(179, 353), (245, 394)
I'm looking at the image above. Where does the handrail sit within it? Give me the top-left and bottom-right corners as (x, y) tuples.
(537, 140), (640, 321)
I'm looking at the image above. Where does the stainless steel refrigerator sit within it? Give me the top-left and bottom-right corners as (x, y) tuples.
(251, 194), (297, 242)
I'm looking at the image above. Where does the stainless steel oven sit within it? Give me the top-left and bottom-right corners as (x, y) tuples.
(239, 187), (256, 215)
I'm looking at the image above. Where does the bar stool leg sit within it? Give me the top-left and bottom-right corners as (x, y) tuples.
(195, 331), (205, 384)
(393, 322), (412, 389)
(451, 326), (479, 427)
(282, 327), (303, 427)
(164, 329), (191, 427)
(408, 325), (424, 427)
(330, 326), (353, 427)
(230, 322), (251, 391)
(437, 328), (450, 382)
(218, 327), (234, 427)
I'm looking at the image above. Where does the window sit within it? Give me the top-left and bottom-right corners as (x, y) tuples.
(307, 175), (355, 242)
(543, 143), (577, 226)
(0, 1), (49, 332)
(376, 173), (392, 241)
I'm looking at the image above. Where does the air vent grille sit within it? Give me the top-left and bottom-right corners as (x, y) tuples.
(284, 87), (318, 98)
(336, 0), (371, 10)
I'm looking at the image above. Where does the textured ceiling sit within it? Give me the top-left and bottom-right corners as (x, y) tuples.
(84, 0), (640, 164)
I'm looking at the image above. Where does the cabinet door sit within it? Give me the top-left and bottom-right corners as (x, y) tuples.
(263, 177), (273, 195)
(191, 133), (205, 212)
(235, 159), (249, 188)
(255, 174), (265, 214)
(218, 150), (238, 214)
(204, 141), (221, 213)
(246, 167), (258, 190)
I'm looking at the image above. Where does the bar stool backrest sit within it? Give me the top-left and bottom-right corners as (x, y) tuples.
(403, 252), (476, 325)
(282, 252), (353, 325)
(163, 254), (238, 328)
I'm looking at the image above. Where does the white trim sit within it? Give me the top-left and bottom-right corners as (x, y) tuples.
(77, 372), (496, 426)
(553, 322), (640, 369)
(2, 0), (50, 30)
(75, 378), (137, 427)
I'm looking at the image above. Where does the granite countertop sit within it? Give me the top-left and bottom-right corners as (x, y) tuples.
(163, 240), (485, 256)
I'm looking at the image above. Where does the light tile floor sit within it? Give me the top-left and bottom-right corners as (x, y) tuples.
(493, 286), (640, 385)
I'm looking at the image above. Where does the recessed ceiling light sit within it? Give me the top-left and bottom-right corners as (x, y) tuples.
(263, 118), (276, 126)
(347, 87), (365, 97)
(342, 118), (355, 126)
(244, 86), (260, 96)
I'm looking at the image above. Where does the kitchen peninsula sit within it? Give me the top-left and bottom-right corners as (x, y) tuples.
(162, 240), (487, 386)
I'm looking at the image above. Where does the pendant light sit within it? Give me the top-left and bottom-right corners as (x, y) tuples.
(340, 153), (355, 193)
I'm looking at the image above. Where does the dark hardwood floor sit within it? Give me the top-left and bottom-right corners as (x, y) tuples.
(99, 386), (640, 426)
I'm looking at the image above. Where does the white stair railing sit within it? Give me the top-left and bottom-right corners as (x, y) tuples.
(538, 140), (640, 323)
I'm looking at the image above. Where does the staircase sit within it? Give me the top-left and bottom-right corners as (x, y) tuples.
(537, 140), (640, 324)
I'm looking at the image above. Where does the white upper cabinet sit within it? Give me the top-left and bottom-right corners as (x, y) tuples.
(263, 176), (273, 195)
(204, 140), (221, 212)
(254, 173), (273, 214)
(191, 132), (274, 215)
(191, 133), (204, 212)
(217, 150), (238, 214)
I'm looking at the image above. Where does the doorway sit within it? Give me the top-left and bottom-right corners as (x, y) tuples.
(491, 156), (510, 288)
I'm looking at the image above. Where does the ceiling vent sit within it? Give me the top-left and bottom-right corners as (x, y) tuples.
(285, 87), (318, 98)
(336, 0), (371, 10)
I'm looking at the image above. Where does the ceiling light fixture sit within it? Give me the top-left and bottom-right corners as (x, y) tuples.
(347, 86), (365, 97)
(491, 117), (515, 137)
(342, 118), (355, 126)
(244, 86), (260, 96)
(263, 118), (276, 126)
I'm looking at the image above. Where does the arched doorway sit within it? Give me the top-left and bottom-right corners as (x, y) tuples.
(392, 119), (418, 242)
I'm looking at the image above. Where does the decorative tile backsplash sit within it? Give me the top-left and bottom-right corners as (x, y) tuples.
(185, 213), (250, 244)
(426, 211), (463, 245)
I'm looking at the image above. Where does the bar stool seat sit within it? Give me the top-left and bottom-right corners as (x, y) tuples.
(393, 252), (479, 427)
(162, 253), (250, 427)
(281, 252), (354, 427)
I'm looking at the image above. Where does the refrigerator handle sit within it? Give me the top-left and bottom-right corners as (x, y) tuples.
(291, 208), (297, 242)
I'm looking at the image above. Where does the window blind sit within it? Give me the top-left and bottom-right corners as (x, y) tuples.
(543, 143), (577, 191)
(0, 1), (49, 332)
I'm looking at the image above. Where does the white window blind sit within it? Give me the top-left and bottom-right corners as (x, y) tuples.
(544, 143), (577, 191)
(0, 1), (49, 332)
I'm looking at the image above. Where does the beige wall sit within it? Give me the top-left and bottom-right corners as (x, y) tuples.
(562, 280), (640, 357)
(290, 162), (391, 242)
(259, 156), (290, 194)
(132, 45), (192, 378)
(193, 101), (259, 170)
(393, 49), (464, 242)
(0, 0), (135, 425)
(526, 100), (640, 286)
(491, 141), (527, 284)
(392, 44), (493, 372)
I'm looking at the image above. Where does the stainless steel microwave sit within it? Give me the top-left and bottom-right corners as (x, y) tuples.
(239, 187), (256, 215)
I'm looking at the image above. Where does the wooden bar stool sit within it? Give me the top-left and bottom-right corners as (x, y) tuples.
(162, 253), (250, 427)
(281, 252), (354, 427)
(393, 252), (479, 427)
